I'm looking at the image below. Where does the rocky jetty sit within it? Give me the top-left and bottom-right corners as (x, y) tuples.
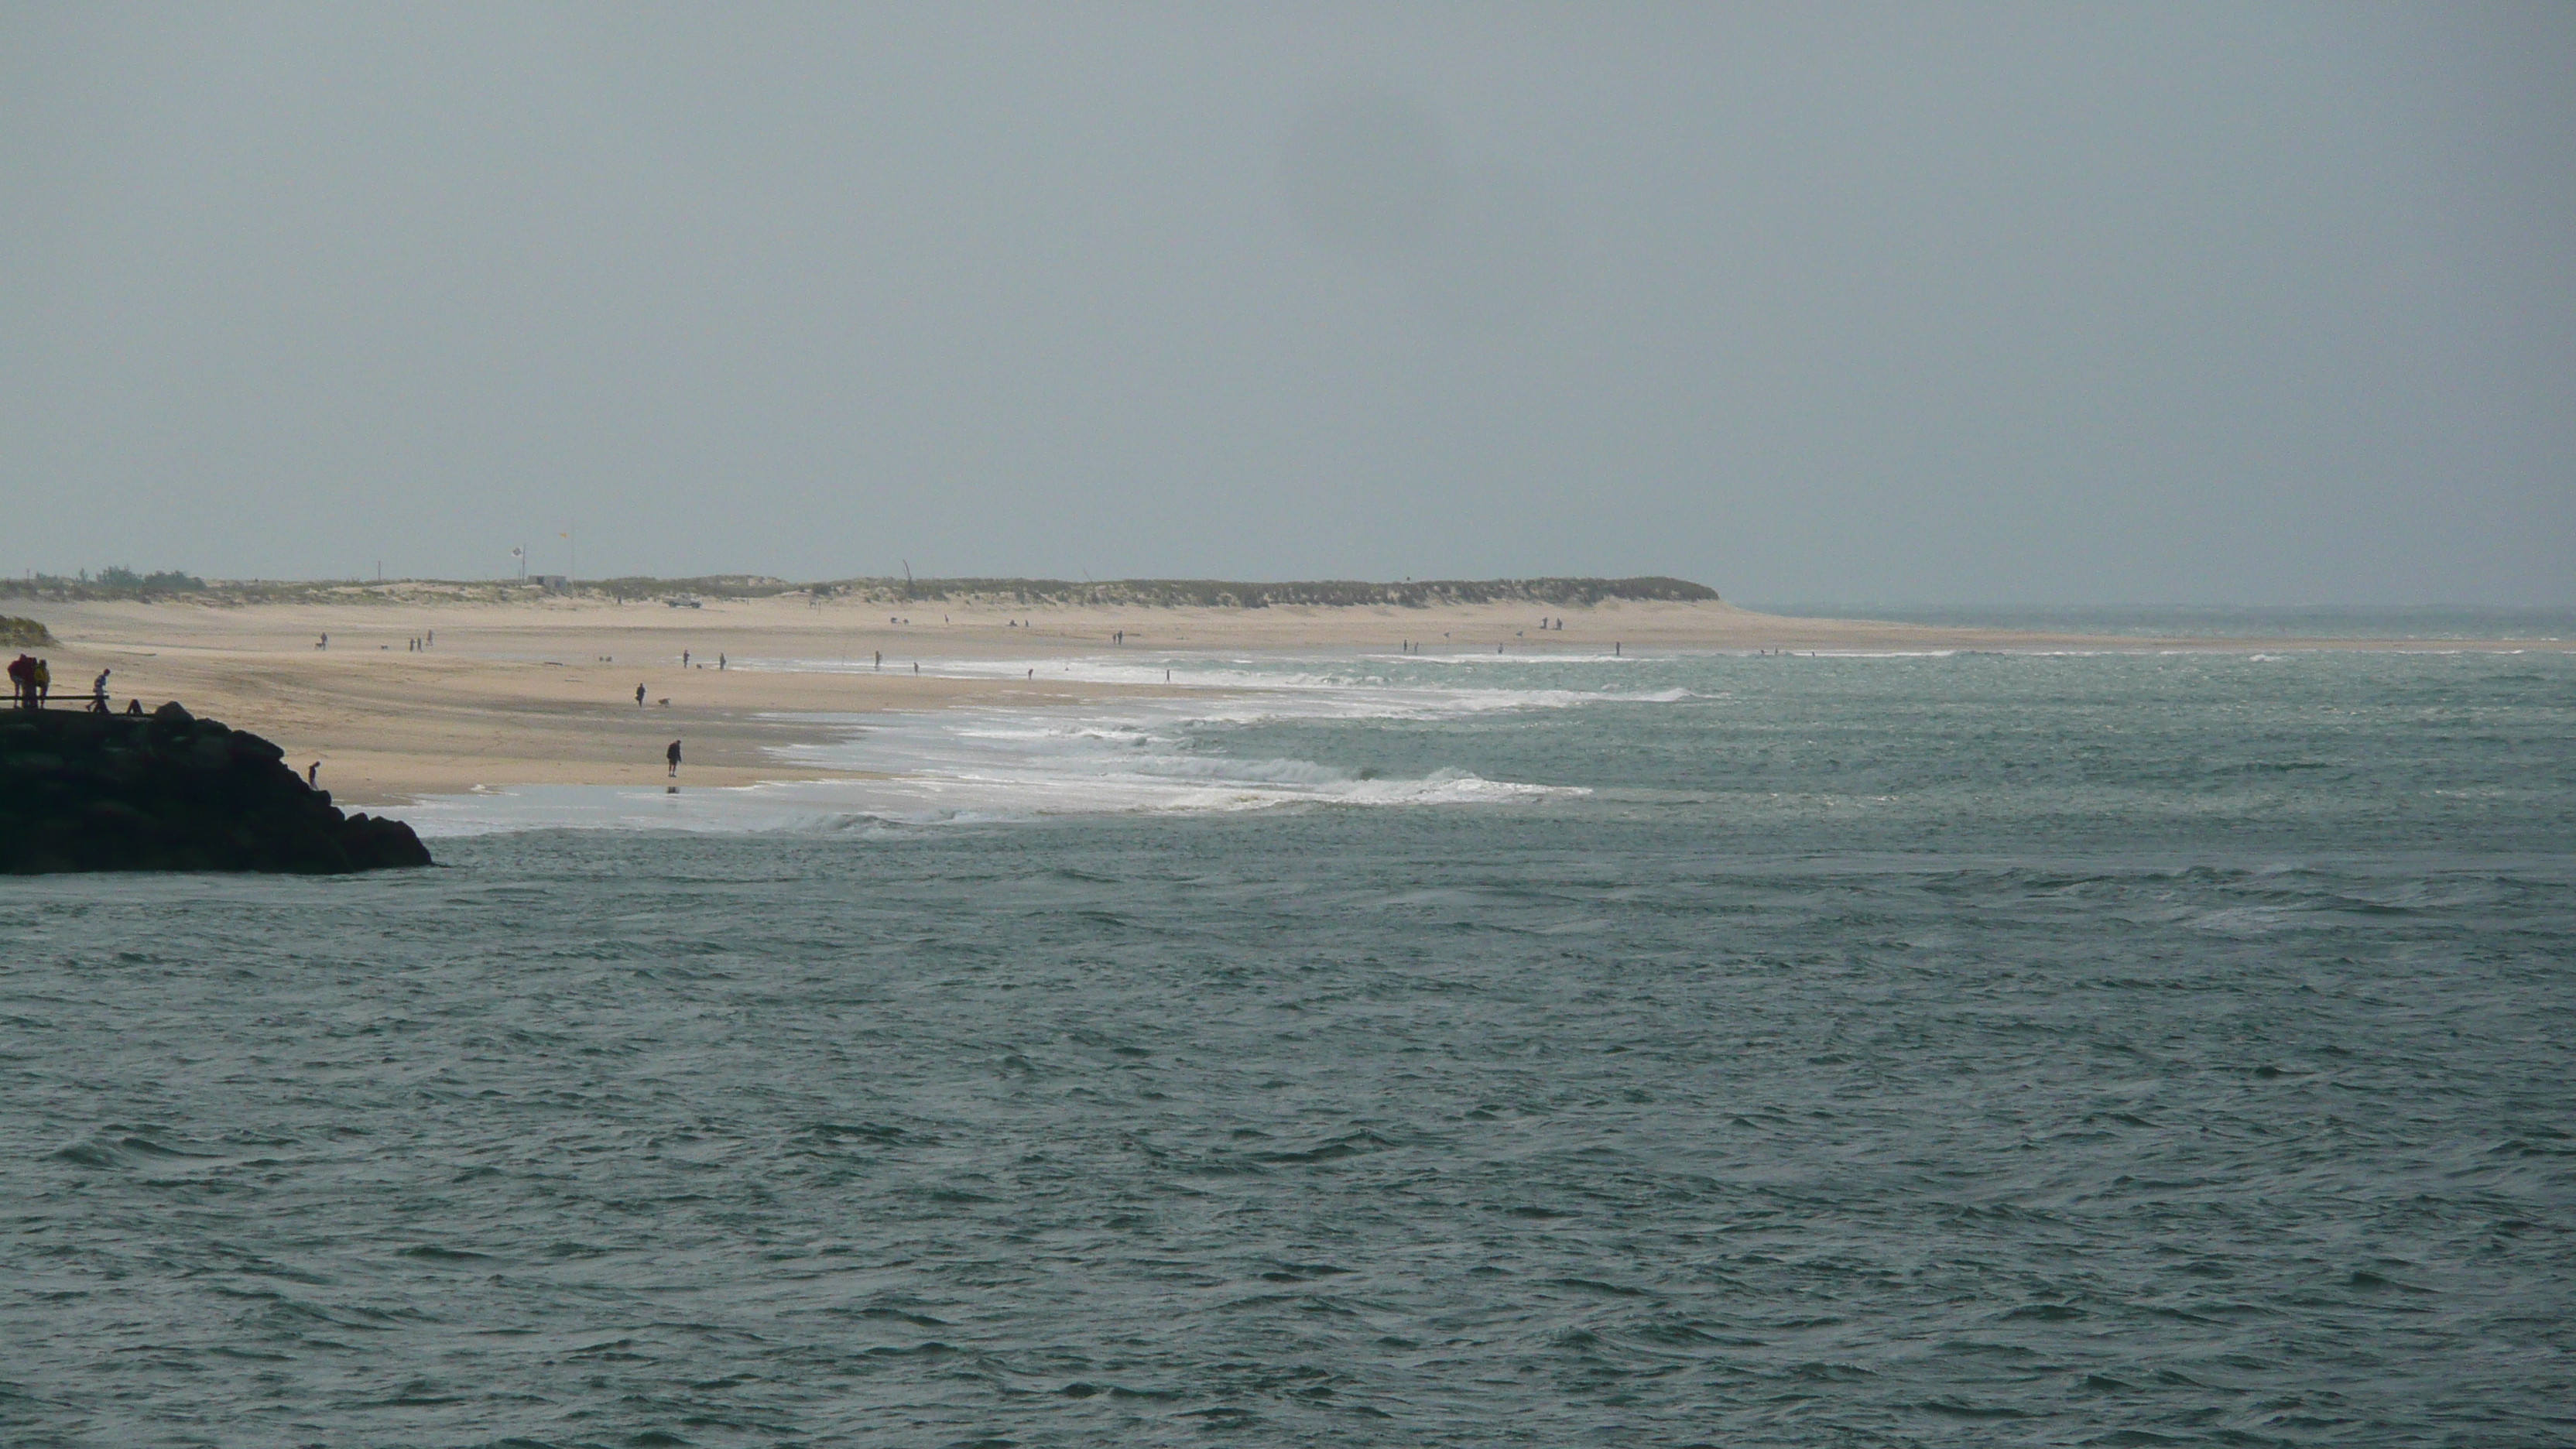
(1, 704), (431, 874)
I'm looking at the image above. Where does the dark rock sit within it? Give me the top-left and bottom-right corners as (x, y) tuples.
(0, 707), (433, 874)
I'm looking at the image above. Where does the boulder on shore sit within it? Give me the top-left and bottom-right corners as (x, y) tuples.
(0, 704), (433, 874)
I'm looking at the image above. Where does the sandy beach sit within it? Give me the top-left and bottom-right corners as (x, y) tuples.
(9, 593), (2564, 807)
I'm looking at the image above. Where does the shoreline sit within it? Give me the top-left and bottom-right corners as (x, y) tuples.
(12, 596), (2567, 807)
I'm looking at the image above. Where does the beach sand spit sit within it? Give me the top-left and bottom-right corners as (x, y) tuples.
(12, 595), (2561, 806)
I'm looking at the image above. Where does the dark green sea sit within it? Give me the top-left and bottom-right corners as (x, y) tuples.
(6, 645), (2572, 1445)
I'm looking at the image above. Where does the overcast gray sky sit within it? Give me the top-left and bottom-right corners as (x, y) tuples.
(3, 3), (2567, 602)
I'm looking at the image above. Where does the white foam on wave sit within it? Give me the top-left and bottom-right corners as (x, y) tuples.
(396, 651), (1647, 836)
(741, 651), (1687, 701)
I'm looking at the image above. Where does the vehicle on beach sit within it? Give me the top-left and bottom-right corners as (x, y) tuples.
(663, 596), (703, 608)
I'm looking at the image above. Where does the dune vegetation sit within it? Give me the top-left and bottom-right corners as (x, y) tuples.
(2, 574), (1718, 610)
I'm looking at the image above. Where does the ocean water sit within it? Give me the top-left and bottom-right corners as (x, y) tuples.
(6, 646), (2574, 1446)
(1750, 602), (2576, 641)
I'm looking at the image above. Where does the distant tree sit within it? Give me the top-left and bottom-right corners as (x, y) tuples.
(90, 567), (204, 594)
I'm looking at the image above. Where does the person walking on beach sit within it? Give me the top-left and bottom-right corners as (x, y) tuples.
(90, 669), (109, 712)
(718, 653), (725, 671)
(635, 683), (646, 707)
(666, 738), (682, 778)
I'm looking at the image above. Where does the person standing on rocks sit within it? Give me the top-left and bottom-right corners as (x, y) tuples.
(6, 655), (30, 709)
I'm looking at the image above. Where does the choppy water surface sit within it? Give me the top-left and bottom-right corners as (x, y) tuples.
(5, 649), (2573, 1445)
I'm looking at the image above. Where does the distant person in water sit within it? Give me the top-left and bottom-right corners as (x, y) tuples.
(666, 738), (682, 777)
(718, 653), (725, 670)
(682, 649), (690, 667)
(635, 683), (646, 707)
